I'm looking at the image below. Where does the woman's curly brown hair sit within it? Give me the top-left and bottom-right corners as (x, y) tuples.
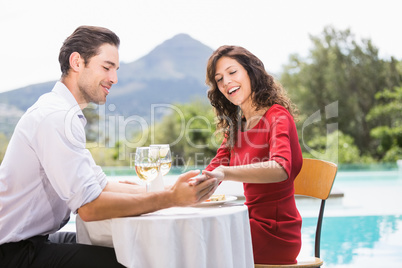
(206, 45), (298, 150)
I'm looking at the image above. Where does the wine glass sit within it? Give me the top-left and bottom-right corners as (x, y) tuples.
(147, 144), (171, 191)
(134, 146), (160, 192)
(151, 144), (172, 176)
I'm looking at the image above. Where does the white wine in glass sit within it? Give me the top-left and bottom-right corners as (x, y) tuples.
(134, 147), (160, 192)
(135, 163), (160, 181)
(160, 161), (172, 176)
(151, 144), (172, 176)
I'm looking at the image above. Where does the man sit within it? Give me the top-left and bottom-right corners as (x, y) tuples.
(0, 26), (217, 267)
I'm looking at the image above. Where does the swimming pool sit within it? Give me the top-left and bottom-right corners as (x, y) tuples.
(296, 169), (402, 267)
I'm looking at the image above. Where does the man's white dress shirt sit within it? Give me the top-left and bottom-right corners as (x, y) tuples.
(0, 82), (108, 244)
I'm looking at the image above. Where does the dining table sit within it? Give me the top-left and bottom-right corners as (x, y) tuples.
(76, 201), (254, 268)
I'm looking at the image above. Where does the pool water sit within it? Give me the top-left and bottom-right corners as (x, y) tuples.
(300, 215), (402, 267)
(296, 169), (402, 267)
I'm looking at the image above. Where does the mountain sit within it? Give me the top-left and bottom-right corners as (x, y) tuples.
(0, 34), (214, 123)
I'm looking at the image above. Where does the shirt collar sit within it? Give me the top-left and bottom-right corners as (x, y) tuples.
(52, 81), (87, 126)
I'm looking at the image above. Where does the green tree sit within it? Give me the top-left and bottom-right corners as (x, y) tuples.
(302, 130), (373, 164)
(150, 100), (220, 167)
(367, 86), (402, 162)
(281, 26), (402, 159)
(88, 141), (131, 167)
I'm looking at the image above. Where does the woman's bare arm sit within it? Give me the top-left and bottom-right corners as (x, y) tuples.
(203, 160), (288, 184)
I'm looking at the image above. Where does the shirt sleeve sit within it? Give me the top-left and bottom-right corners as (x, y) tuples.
(266, 106), (294, 178)
(205, 138), (231, 171)
(32, 110), (106, 213)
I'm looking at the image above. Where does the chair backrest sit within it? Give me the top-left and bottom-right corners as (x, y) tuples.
(294, 158), (338, 260)
(294, 158), (338, 200)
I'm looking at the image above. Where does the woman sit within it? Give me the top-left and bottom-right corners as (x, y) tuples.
(203, 45), (303, 265)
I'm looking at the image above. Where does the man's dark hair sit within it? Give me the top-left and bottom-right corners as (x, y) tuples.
(59, 25), (120, 77)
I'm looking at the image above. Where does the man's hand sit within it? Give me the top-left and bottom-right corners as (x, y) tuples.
(170, 170), (219, 206)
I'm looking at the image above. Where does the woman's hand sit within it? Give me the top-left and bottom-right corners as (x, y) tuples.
(202, 166), (225, 181)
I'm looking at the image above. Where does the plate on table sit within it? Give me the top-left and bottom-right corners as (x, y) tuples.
(195, 195), (237, 207)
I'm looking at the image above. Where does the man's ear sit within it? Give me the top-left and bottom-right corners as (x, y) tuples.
(69, 52), (82, 73)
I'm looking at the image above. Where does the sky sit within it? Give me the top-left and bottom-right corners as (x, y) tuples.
(1, 0), (401, 93)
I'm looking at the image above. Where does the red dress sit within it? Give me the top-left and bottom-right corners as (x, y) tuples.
(206, 104), (303, 264)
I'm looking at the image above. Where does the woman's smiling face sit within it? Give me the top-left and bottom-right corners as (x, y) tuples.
(214, 56), (252, 108)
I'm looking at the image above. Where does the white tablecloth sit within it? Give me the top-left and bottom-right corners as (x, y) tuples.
(76, 204), (254, 268)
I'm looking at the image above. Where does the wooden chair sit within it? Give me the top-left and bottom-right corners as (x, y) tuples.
(255, 158), (338, 268)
